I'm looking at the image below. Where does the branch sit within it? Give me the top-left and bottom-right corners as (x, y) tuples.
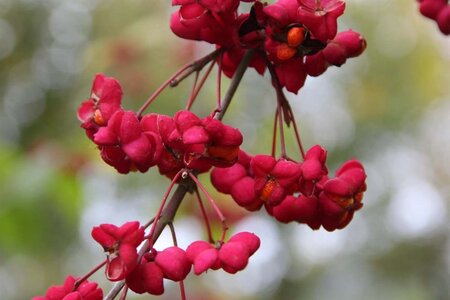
(263, 53), (293, 125)
(215, 49), (255, 121)
(104, 48), (254, 300)
(170, 48), (222, 87)
(137, 48), (222, 117)
(104, 179), (192, 300)
(263, 54), (306, 158)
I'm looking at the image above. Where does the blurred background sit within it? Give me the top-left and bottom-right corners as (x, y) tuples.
(0, 0), (449, 299)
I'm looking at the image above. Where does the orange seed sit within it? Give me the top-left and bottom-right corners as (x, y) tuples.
(287, 27), (305, 47)
(276, 44), (297, 60)
(93, 109), (106, 126)
(260, 178), (277, 201)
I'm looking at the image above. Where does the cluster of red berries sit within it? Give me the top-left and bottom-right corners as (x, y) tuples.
(417, 0), (450, 35)
(32, 276), (103, 300)
(171, 0), (366, 93)
(34, 222), (260, 299)
(35, 1), (372, 299)
(78, 74), (243, 176)
(211, 145), (366, 231)
(186, 232), (260, 275)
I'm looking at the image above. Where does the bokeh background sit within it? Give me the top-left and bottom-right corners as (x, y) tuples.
(1, 0), (449, 299)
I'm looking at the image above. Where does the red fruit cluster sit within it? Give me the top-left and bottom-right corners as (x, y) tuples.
(170, 0), (240, 47)
(91, 221), (145, 281)
(211, 150), (305, 211)
(126, 246), (191, 295)
(78, 74), (123, 140)
(77, 74), (161, 173)
(143, 110), (243, 178)
(186, 232), (260, 275)
(94, 110), (163, 173)
(78, 74), (243, 176)
(45, 0), (369, 299)
(211, 150), (259, 211)
(32, 276), (103, 300)
(90, 220), (259, 296)
(305, 30), (367, 77)
(170, 0), (367, 93)
(91, 221), (192, 295)
(211, 145), (367, 231)
(417, 0), (450, 35)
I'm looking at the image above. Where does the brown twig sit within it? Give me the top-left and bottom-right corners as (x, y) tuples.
(104, 49), (254, 300)
(214, 49), (255, 121)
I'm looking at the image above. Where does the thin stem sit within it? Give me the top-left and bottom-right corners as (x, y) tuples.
(188, 173), (226, 223)
(262, 52), (293, 125)
(271, 109), (278, 157)
(104, 181), (193, 300)
(119, 286), (128, 300)
(185, 71), (200, 110)
(168, 222), (178, 246)
(277, 99), (287, 158)
(137, 49), (222, 117)
(147, 170), (183, 244)
(104, 282), (125, 300)
(167, 223), (187, 300)
(288, 106), (306, 158)
(263, 52), (308, 159)
(263, 53), (306, 159)
(104, 44), (254, 300)
(195, 186), (214, 243)
(220, 226), (228, 244)
(75, 260), (107, 289)
(179, 280), (187, 300)
(137, 64), (191, 117)
(143, 217), (155, 229)
(186, 60), (216, 111)
(216, 51), (223, 111)
(171, 48), (222, 87)
(188, 172), (228, 242)
(215, 49), (255, 121)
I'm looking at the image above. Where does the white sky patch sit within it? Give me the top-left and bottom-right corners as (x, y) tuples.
(385, 180), (447, 239)
(374, 138), (434, 188)
(291, 226), (348, 265)
(289, 75), (355, 151)
(79, 167), (161, 250)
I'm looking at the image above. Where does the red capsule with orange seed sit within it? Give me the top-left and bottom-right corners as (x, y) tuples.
(276, 43), (297, 60)
(93, 109), (106, 126)
(287, 27), (306, 47)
